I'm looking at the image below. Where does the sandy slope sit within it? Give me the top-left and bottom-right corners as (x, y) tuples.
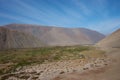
(96, 29), (120, 48)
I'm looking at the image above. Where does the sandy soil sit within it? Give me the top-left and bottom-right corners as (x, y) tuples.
(53, 48), (120, 80)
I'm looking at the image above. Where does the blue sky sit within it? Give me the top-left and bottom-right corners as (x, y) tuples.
(0, 0), (120, 34)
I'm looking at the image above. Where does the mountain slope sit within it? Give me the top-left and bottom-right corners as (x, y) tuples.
(96, 29), (120, 48)
(4, 24), (105, 46)
(0, 27), (43, 49)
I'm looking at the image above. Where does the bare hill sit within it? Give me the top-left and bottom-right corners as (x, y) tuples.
(4, 24), (105, 46)
(96, 29), (120, 48)
(0, 27), (43, 49)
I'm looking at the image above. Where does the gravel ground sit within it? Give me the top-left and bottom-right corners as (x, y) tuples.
(0, 57), (110, 80)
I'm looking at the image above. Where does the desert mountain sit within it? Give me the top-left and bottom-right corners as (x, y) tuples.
(0, 27), (43, 49)
(0, 24), (105, 49)
(5, 24), (105, 45)
(96, 29), (120, 48)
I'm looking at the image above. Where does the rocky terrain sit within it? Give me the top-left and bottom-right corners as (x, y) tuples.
(0, 45), (110, 80)
(52, 49), (120, 80)
(0, 27), (44, 49)
(0, 57), (111, 80)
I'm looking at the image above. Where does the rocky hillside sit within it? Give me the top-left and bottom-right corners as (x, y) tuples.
(6, 24), (104, 44)
(96, 29), (120, 48)
(0, 27), (43, 49)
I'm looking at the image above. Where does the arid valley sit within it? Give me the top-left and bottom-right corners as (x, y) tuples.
(0, 24), (120, 80)
(0, 0), (120, 80)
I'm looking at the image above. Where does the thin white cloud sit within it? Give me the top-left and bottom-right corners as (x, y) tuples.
(71, 0), (92, 16)
(47, 0), (84, 19)
(0, 13), (41, 24)
(13, 0), (79, 25)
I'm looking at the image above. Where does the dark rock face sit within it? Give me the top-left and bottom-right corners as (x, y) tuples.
(0, 24), (105, 49)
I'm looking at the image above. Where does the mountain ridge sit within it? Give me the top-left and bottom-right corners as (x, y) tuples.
(0, 24), (105, 49)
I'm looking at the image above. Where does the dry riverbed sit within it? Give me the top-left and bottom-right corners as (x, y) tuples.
(0, 57), (111, 80)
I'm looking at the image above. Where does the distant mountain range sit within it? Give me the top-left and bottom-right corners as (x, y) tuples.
(0, 24), (105, 49)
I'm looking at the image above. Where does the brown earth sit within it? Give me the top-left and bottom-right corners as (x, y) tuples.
(53, 48), (120, 80)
